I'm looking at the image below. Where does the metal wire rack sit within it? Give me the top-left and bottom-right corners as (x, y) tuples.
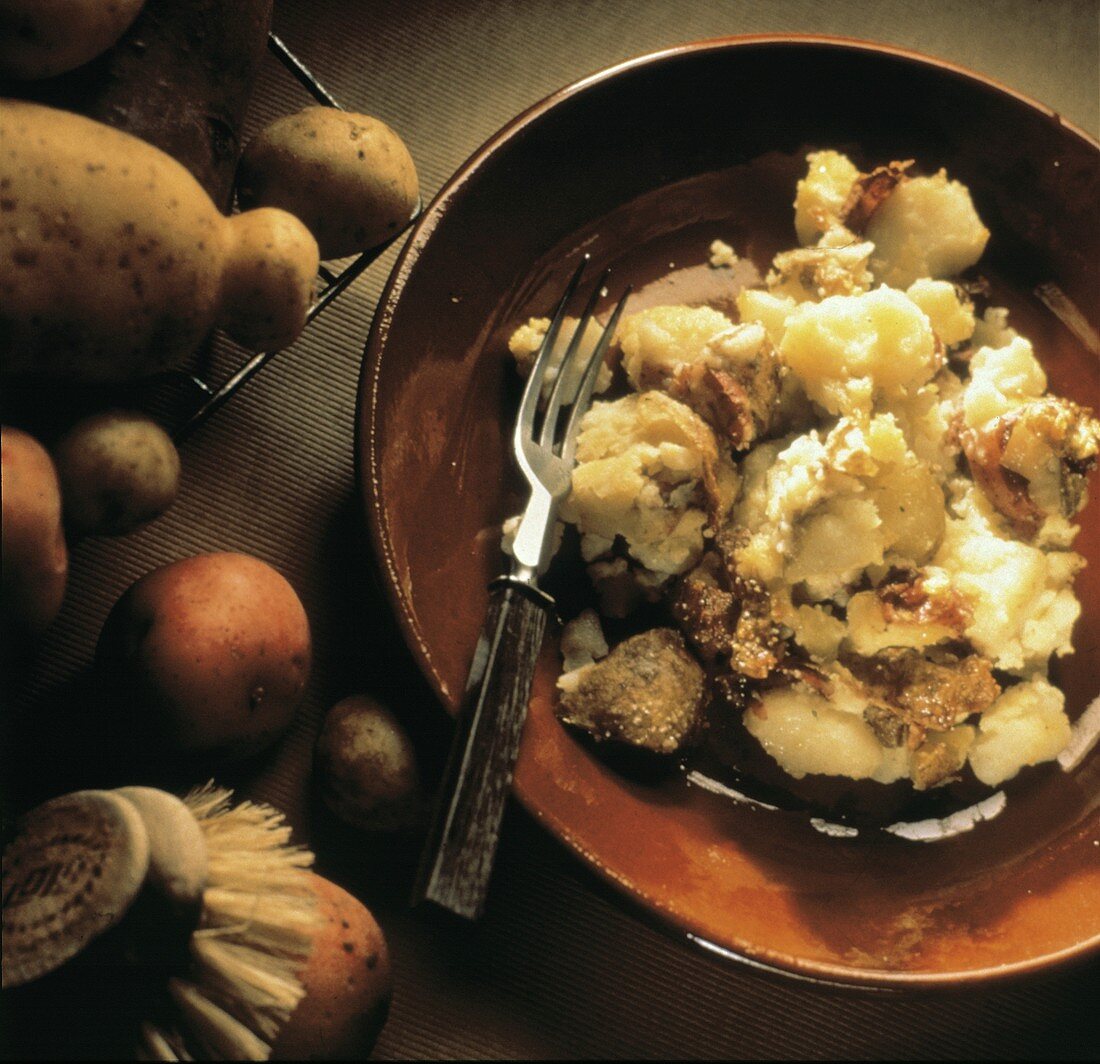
(154, 32), (422, 444)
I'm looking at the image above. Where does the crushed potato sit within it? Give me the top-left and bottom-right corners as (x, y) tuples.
(505, 149), (1097, 793)
(865, 170), (990, 288)
(509, 314), (614, 401)
(558, 391), (736, 605)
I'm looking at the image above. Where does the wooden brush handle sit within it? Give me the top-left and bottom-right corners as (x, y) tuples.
(413, 580), (551, 919)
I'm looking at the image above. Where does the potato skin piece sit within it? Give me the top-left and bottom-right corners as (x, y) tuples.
(95, 552), (311, 762)
(1, 425), (68, 645)
(558, 628), (707, 754)
(1, 0), (272, 208)
(271, 874), (392, 1061)
(237, 107), (419, 259)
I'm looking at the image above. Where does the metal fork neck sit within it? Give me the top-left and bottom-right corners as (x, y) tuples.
(492, 570), (556, 610)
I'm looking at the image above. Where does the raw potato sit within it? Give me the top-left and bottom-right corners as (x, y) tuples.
(0, 101), (319, 382)
(53, 410), (180, 536)
(1, 426), (68, 645)
(271, 873), (391, 1061)
(0, 0), (146, 80)
(315, 695), (423, 831)
(237, 106), (419, 259)
(5, 0), (274, 208)
(95, 552), (312, 762)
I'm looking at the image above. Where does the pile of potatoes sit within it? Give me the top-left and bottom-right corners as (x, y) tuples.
(1, 0), (420, 540)
(2, 3), (423, 1058)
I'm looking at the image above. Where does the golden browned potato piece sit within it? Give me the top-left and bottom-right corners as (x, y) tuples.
(0, 101), (319, 381)
(95, 552), (311, 762)
(237, 106), (419, 259)
(315, 694), (423, 831)
(52, 410), (180, 536)
(271, 873), (392, 1060)
(1, 425), (68, 646)
(557, 628), (707, 754)
(0, 0), (146, 80)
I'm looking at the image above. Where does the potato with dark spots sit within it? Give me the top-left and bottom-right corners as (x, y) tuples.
(53, 410), (180, 536)
(315, 695), (424, 832)
(557, 628), (707, 754)
(271, 873), (392, 1061)
(237, 106), (419, 259)
(1, 425), (68, 647)
(220, 206), (321, 352)
(0, 0), (146, 80)
(0, 100), (318, 381)
(2, 1), (272, 210)
(95, 552), (311, 762)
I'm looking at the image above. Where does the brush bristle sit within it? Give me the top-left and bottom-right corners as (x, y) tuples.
(141, 784), (318, 1060)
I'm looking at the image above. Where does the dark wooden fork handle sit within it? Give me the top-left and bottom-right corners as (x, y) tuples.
(412, 579), (552, 919)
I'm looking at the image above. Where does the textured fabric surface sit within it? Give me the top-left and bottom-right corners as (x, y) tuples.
(5, 0), (1098, 1059)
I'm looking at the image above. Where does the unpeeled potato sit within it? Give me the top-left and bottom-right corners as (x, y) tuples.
(0, 100), (319, 381)
(271, 873), (392, 1060)
(237, 106), (419, 259)
(0, 0), (146, 80)
(53, 410), (180, 536)
(95, 552), (311, 762)
(1, 425), (68, 646)
(315, 694), (424, 831)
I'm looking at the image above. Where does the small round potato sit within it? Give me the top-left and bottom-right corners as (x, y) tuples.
(0, 0), (146, 80)
(271, 873), (392, 1061)
(315, 695), (423, 831)
(237, 107), (419, 260)
(220, 206), (320, 352)
(53, 410), (180, 536)
(95, 552), (312, 763)
(1, 426), (69, 645)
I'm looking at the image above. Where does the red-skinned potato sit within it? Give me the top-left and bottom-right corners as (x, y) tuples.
(95, 552), (311, 762)
(271, 873), (392, 1060)
(1, 425), (68, 646)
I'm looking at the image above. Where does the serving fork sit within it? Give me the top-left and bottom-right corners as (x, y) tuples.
(413, 256), (630, 920)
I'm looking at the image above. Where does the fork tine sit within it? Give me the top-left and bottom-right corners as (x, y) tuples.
(538, 265), (611, 449)
(513, 256), (588, 460)
(559, 286), (631, 466)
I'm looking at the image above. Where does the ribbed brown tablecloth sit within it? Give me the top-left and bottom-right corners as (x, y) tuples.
(8, 0), (1099, 1059)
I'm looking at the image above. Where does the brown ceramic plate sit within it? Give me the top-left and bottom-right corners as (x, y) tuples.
(359, 37), (1100, 986)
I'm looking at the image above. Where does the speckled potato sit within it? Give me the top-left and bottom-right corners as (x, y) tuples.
(95, 552), (311, 762)
(0, 0), (146, 80)
(237, 106), (419, 259)
(314, 695), (423, 831)
(0, 101), (319, 381)
(1, 426), (68, 645)
(53, 410), (180, 536)
(271, 873), (392, 1061)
